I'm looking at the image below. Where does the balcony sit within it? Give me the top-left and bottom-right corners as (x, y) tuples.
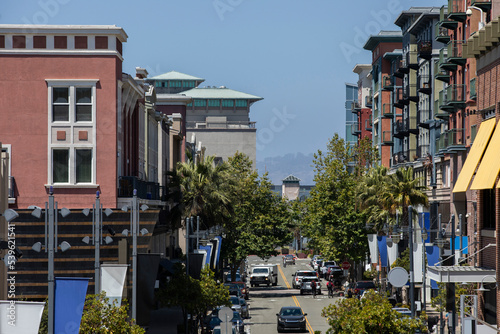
(446, 40), (466, 66)
(418, 40), (433, 60)
(445, 84), (466, 108)
(187, 121), (256, 129)
(471, 0), (491, 10)
(435, 23), (450, 44)
(404, 83), (419, 102)
(439, 89), (454, 112)
(445, 128), (466, 152)
(392, 151), (407, 165)
(439, 48), (457, 72)
(470, 77), (477, 100)
(406, 50), (419, 70)
(118, 176), (165, 201)
(350, 101), (361, 113)
(406, 116), (418, 134)
(435, 99), (449, 119)
(394, 87), (405, 109)
(439, 5), (458, 30)
(365, 115), (373, 131)
(382, 76), (395, 90)
(418, 108), (431, 129)
(351, 122), (361, 136)
(392, 59), (405, 78)
(393, 117), (406, 139)
(382, 130), (393, 145)
(382, 103), (394, 118)
(417, 75), (432, 95)
(365, 92), (373, 107)
(434, 58), (450, 83)
(447, 0), (466, 22)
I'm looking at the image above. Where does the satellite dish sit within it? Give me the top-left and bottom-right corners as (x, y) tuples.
(388, 267), (409, 288)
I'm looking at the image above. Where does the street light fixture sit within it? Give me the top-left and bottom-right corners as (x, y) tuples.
(29, 187), (71, 334)
(476, 275), (497, 292)
(466, 6), (485, 30)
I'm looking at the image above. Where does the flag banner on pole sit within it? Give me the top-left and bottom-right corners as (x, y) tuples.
(137, 253), (160, 326)
(214, 236), (222, 268)
(367, 234), (378, 264)
(426, 246), (440, 289)
(199, 244), (213, 267)
(387, 239), (398, 268)
(377, 236), (388, 268)
(101, 264), (128, 306)
(54, 277), (90, 334)
(0, 300), (45, 334)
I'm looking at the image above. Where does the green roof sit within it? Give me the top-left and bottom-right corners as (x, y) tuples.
(282, 175), (301, 183)
(182, 87), (263, 101)
(363, 31), (402, 51)
(149, 71), (204, 81)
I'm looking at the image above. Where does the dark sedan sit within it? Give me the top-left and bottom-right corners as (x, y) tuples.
(276, 306), (307, 333)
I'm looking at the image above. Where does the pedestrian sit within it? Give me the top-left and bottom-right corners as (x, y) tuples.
(311, 280), (317, 298)
(327, 279), (334, 298)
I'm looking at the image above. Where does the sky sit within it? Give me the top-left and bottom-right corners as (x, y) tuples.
(1, 0), (445, 163)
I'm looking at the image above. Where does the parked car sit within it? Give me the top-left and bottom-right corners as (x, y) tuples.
(300, 276), (321, 295)
(292, 270), (318, 289)
(229, 281), (249, 300)
(206, 309), (244, 334)
(309, 255), (321, 267)
(348, 281), (376, 298)
(312, 258), (323, 271)
(392, 307), (411, 317)
(229, 296), (249, 319)
(212, 325), (237, 334)
(283, 254), (295, 265)
(276, 306), (307, 333)
(319, 261), (337, 277)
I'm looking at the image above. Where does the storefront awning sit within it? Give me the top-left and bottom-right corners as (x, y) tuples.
(427, 266), (496, 283)
(453, 118), (496, 193)
(471, 119), (500, 190)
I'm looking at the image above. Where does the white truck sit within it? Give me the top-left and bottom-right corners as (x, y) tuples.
(249, 264), (278, 287)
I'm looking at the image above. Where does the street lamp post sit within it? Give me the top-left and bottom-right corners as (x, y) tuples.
(409, 205), (415, 319)
(30, 187), (71, 334)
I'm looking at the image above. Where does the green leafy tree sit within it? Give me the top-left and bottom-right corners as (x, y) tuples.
(222, 152), (293, 279)
(79, 293), (144, 333)
(322, 290), (426, 333)
(303, 134), (374, 263)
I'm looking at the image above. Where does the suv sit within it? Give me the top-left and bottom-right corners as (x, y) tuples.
(300, 277), (321, 295)
(283, 254), (295, 265)
(319, 261), (337, 277)
(348, 281), (376, 298)
(292, 270), (318, 289)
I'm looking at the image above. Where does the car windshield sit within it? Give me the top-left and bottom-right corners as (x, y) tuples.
(230, 297), (240, 304)
(302, 272), (317, 277)
(253, 268), (268, 273)
(281, 308), (303, 316)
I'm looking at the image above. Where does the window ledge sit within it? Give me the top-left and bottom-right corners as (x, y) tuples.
(45, 184), (99, 189)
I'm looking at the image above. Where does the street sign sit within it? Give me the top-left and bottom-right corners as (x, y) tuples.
(341, 261), (350, 270)
(218, 306), (233, 334)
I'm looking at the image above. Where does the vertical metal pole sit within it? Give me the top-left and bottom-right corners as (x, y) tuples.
(438, 213), (444, 334)
(409, 205), (415, 319)
(94, 191), (101, 294)
(458, 214), (463, 260)
(185, 217), (190, 334)
(450, 214), (456, 334)
(47, 189), (55, 334)
(196, 216), (200, 249)
(132, 189), (138, 321)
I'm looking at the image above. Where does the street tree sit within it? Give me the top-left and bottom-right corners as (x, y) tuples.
(222, 152), (293, 279)
(322, 290), (426, 333)
(303, 134), (375, 263)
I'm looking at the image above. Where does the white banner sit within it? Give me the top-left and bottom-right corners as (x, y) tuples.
(367, 234), (378, 264)
(413, 242), (424, 283)
(387, 240), (399, 268)
(101, 264), (128, 306)
(0, 300), (45, 334)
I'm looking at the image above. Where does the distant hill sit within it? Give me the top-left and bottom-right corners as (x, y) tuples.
(256, 152), (316, 185)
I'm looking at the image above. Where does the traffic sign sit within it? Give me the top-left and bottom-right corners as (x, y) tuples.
(341, 261), (350, 270)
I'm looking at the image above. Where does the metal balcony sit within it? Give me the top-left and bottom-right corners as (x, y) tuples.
(382, 76), (395, 90)
(446, 40), (466, 66)
(418, 75), (432, 95)
(418, 40), (433, 60)
(439, 5), (457, 30)
(394, 87), (405, 109)
(365, 115), (373, 131)
(351, 122), (361, 136)
(418, 108), (431, 129)
(404, 83), (419, 102)
(445, 128), (466, 153)
(447, 0), (467, 22)
(406, 116), (418, 134)
(406, 50), (419, 70)
(118, 176), (166, 201)
(434, 99), (449, 119)
(445, 84), (466, 108)
(365, 93), (373, 107)
(439, 48), (457, 72)
(393, 117), (406, 139)
(382, 103), (394, 118)
(435, 23), (450, 44)
(434, 58), (450, 83)
(382, 130), (393, 145)
(471, 0), (491, 10)
(350, 101), (361, 113)
(438, 89), (455, 112)
(392, 59), (405, 78)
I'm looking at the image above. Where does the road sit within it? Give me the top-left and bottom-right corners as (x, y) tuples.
(243, 255), (342, 334)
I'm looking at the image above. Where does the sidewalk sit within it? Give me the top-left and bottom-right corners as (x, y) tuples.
(146, 306), (184, 334)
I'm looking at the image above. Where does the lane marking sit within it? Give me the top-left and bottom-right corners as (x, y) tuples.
(279, 265), (314, 334)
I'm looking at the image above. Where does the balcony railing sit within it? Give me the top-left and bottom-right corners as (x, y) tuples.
(186, 121), (256, 129)
(405, 116), (418, 134)
(382, 130), (393, 145)
(447, 0), (466, 22)
(392, 58), (405, 78)
(394, 118), (406, 138)
(446, 40), (466, 65)
(350, 101), (361, 113)
(418, 40), (433, 59)
(434, 56), (450, 83)
(406, 50), (419, 69)
(471, 0), (492, 10)
(439, 47), (457, 72)
(394, 87), (405, 108)
(435, 22), (450, 43)
(351, 122), (361, 135)
(382, 103), (394, 118)
(439, 5), (457, 30)
(118, 176), (165, 201)
(404, 83), (418, 102)
(418, 74), (432, 94)
(365, 94), (373, 107)
(365, 115), (373, 131)
(445, 84), (465, 107)
(382, 76), (395, 90)
(418, 108), (431, 128)
(446, 128), (466, 152)
(470, 78), (477, 99)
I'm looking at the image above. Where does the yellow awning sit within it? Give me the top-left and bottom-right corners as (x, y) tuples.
(452, 118), (496, 192)
(471, 119), (500, 190)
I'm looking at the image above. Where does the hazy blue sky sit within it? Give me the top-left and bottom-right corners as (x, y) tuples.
(1, 0), (445, 163)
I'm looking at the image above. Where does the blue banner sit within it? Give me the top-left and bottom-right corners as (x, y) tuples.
(54, 277), (90, 334)
(214, 236), (222, 268)
(426, 246), (440, 289)
(451, 236), (468, 254)
(199, 244), (213, 267)
(377, 236), (388, 268)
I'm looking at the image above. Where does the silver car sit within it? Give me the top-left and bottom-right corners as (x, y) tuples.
(300, 277), (321, 295)
(230, 296), (249, 319)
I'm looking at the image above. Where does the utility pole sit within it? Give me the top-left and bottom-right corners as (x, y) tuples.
(409, 205), (415, 319)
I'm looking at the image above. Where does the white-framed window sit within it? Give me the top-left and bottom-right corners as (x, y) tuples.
(46, 79), (98, 187)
